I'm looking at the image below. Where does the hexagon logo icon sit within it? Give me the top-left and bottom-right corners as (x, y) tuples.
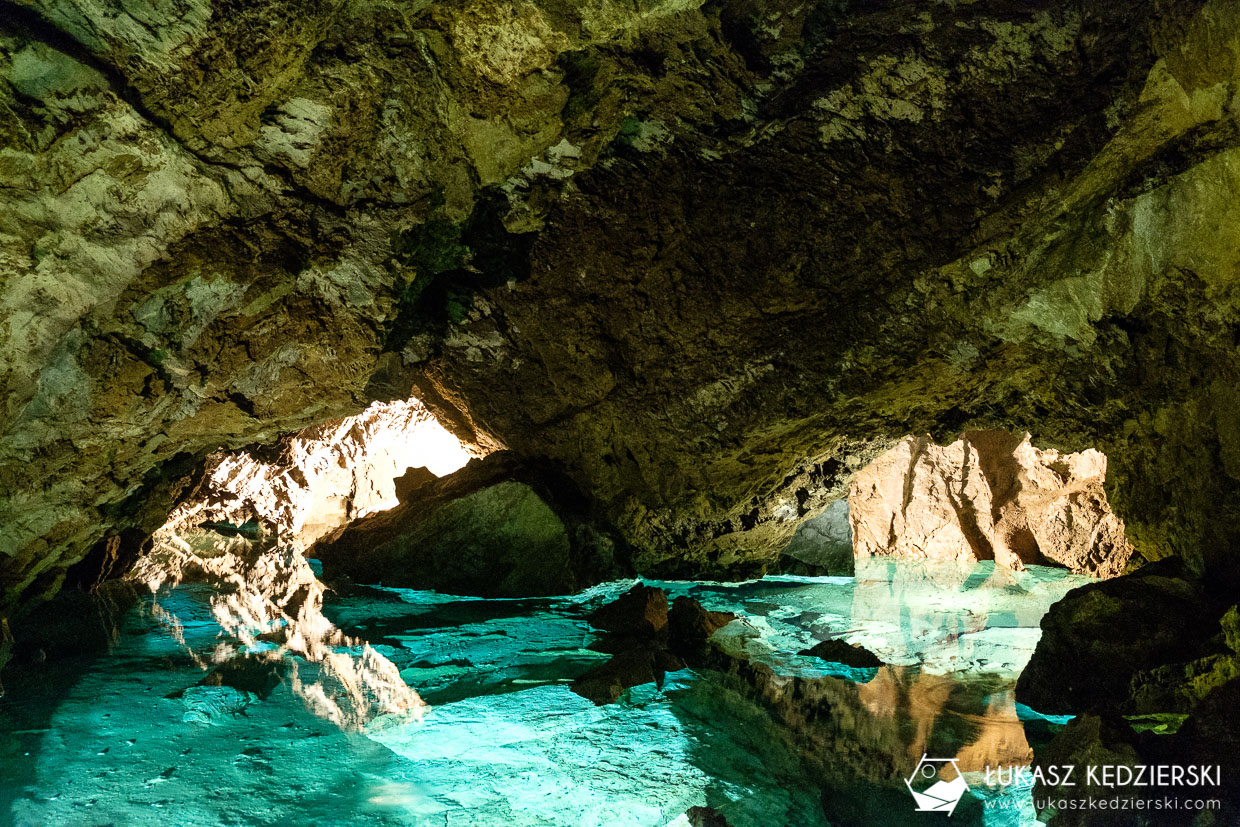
(905, 754), (969, 815)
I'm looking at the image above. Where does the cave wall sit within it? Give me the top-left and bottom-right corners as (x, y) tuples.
(3, 0), (1240, 637)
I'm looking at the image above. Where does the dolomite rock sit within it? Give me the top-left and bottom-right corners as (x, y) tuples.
(159, 398), (473, 552)
(313, 452), (628, 597)
(849, 431), (1133, 578)
(5, 0), (1240, 657)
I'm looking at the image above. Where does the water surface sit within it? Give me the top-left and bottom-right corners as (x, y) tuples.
(0, 560), (1087, 826)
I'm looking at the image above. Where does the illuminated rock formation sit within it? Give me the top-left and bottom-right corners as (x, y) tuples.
(849, 431), (1132, 577)
(161, 397), (473, 549)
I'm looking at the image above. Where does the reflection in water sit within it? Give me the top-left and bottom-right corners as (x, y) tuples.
(131, 527), (424, 730)
(1, 561), (1085, 825)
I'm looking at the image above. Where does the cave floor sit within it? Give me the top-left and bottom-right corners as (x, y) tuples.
(0, 561), (1088, 826)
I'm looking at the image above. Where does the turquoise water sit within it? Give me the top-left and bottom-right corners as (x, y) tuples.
(0, 561), (1088, 826)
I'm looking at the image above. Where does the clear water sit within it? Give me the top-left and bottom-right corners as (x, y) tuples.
(0, 560), (1088, 826)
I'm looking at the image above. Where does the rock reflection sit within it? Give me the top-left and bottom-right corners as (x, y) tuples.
(130, 528), (424, 729)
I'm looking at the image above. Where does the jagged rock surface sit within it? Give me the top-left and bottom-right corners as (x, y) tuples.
(4, 0), (1240, 659)
(158, 398), (472, 550)
(313, 452), (627, 597)
(850, 430), (1133, 577)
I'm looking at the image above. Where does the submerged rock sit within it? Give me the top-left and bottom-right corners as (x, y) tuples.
(197, 654), (289, 700)
(573, 589), (728, 704)
(849, 431), (1132, 578)
(798, 639), (882, 669)
(180, 685), (254, 726)
(685, 806), (732, 827)
(314, 452), (627, 598)
(570, 647), (686, 706)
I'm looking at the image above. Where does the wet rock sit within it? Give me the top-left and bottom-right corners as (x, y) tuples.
(197, 654), (289, 700)
(1032, 715), (1142, 827)
(798, 639), (883, 669)
(850, 431), (1132, 577)
(572, 590), (724, 704)
(587, 584), (669, 638)
(686, 806), (731, 827)
(570, 647), (685, 705)
(314, 452), (627, 598)
(668, 597), (736, 660)
(1016, 560), (1221, 714)
(180, 685), (254, 726)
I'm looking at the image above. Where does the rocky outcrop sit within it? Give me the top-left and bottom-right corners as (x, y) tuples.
(849, 431), (1132, 577)
(158, 398), (473, 552)
(571, 585), (735, 704)
(313, 452), (627, 597)
(587, 583), (669, 640)
(1016, 560), (1224, 715)
(5, 0), (1240, 639)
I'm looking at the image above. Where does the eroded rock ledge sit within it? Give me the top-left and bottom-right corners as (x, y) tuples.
(313, 451), (629, 597)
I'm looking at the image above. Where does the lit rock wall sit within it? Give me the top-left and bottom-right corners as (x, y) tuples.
(849, 431), (1132, 578)
(159, 398), (473, 550)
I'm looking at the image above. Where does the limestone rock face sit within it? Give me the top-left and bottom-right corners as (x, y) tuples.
(850, 434), (1000, 566)
(160, 398), (473, 551)
(5, 0), (1240, 637)
(849, 431), (1132, 577)
(313, 452), (627, 597)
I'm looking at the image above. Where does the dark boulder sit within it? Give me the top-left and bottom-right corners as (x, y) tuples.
(1016, 560), (1221, 715)
(313, 452), (627, 598)
(587, 584), (669, 638)
(798, 639), (882, 669)
(668, 596), (736, 660)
